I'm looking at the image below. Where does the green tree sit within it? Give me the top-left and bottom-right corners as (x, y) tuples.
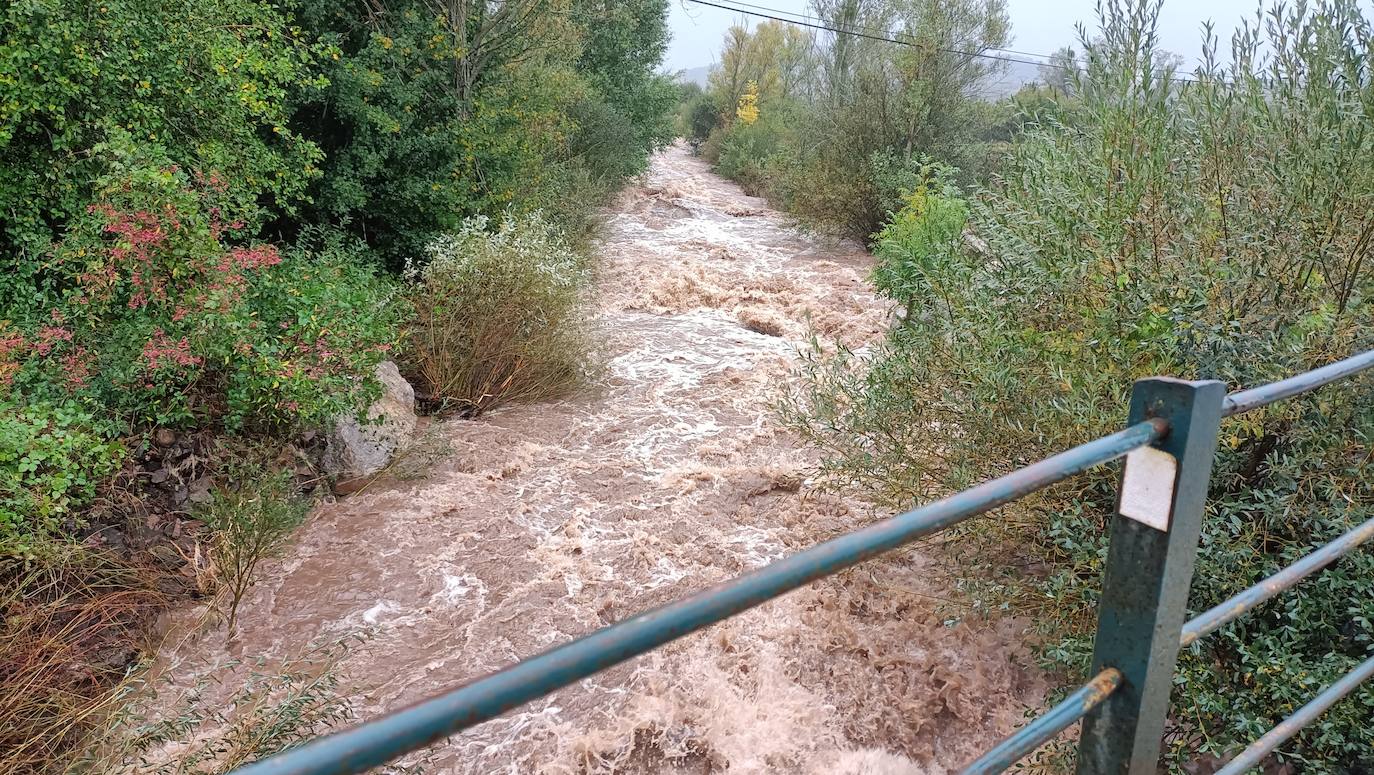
(573, 0), (678, 153)
(286, 0), (674, 268)
(283, 0), (574, 268)
(686, 93), (720, 146)
(0, 0), (324, 309)
(1037, 45), (1078, 95)
(708, 20), (814, 118)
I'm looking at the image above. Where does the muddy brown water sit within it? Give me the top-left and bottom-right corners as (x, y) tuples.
(149, 144), (1046, 774)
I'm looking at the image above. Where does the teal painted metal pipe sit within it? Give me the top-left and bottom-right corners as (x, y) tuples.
(232, 419), (1165, 775)
(1213, 653), (1374, 775)
(1078, 378), (1227, 775)
(959, 668), (1122, 775)
(1181, 513), (1374, 648)
(1222, 350), (1374, 417)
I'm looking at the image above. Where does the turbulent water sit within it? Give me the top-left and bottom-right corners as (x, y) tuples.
(151, 144), (1046, 774)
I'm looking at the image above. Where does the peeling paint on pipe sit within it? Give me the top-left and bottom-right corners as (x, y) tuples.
(960, 668), (1122, 775)
(1222, 350), (1374, 417)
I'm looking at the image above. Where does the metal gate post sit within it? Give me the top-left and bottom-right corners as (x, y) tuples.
(1076, 378), (1225, 775)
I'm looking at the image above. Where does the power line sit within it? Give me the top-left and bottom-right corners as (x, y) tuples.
(704, 0), (918, 43)
(702, 0), (1067, 64)
(681, 0), (1063, 72)
(680, 0), (1227, 85)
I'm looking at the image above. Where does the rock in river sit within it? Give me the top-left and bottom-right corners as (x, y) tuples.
(323, 360), (416, 481)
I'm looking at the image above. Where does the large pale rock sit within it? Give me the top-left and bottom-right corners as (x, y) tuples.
(323, 360), (417, 480)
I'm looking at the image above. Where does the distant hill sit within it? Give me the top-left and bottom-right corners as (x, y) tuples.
(977, 59), (1041, 99)
(674, 65), (712, 87)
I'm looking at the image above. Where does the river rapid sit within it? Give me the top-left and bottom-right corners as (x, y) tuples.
(149, 144), (1045, 774)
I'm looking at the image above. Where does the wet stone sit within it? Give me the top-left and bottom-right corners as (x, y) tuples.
(323, 360), (417, 480)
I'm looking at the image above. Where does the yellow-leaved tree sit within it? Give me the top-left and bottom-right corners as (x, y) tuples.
(736, 80), (759, 125)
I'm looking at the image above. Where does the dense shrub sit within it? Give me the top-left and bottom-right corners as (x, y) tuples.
(0, 0), (324, 287)
(781, 0), (1374, 768)
(866, 152), (960, 229)
(0, 139), (396, 553)
(4, 141), (397, 433)
(0, 402), (121, 552)
(714, 107), (793, 196)
(572, 0), (678, 156)
(676, 82), (720, 153)
(568, 97), (652, 190)
(403, 214), (590, 415)
(754, 146), (953, 241)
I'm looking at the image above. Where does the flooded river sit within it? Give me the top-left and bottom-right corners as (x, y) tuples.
(152, 144), (1045, 774)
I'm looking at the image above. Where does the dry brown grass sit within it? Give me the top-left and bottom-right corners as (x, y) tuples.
(0, 542), (165, 774)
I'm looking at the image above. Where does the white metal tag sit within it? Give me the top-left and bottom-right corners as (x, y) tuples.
(1119, 446), (1177, 532)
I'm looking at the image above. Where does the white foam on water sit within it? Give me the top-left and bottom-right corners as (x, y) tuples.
(141, 143), (1045, 775)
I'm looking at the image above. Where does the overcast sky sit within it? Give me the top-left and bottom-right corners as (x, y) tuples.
(662, 0), (1270, 73)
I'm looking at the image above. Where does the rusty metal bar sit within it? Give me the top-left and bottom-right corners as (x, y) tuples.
(1078, 378), (1227, 775)
(960, 669), (1122, 775)
(1212, 653), (1374, 775)
(1181, 514), (1374, 648)
(232, 419), (1165, 775)
(1222, 350), (1374, 417)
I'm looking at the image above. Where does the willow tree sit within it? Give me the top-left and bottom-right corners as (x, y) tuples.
(788, 0), (1012, 235)
(709, 20), (815, 120)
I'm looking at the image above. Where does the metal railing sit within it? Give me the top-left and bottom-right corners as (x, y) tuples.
(235, 350), (1374, 775)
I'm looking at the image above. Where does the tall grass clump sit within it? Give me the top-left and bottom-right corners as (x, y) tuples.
(0, 545), (162, 775)
(781, 0), (1374, 768)
(403, 213), (591, 416)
